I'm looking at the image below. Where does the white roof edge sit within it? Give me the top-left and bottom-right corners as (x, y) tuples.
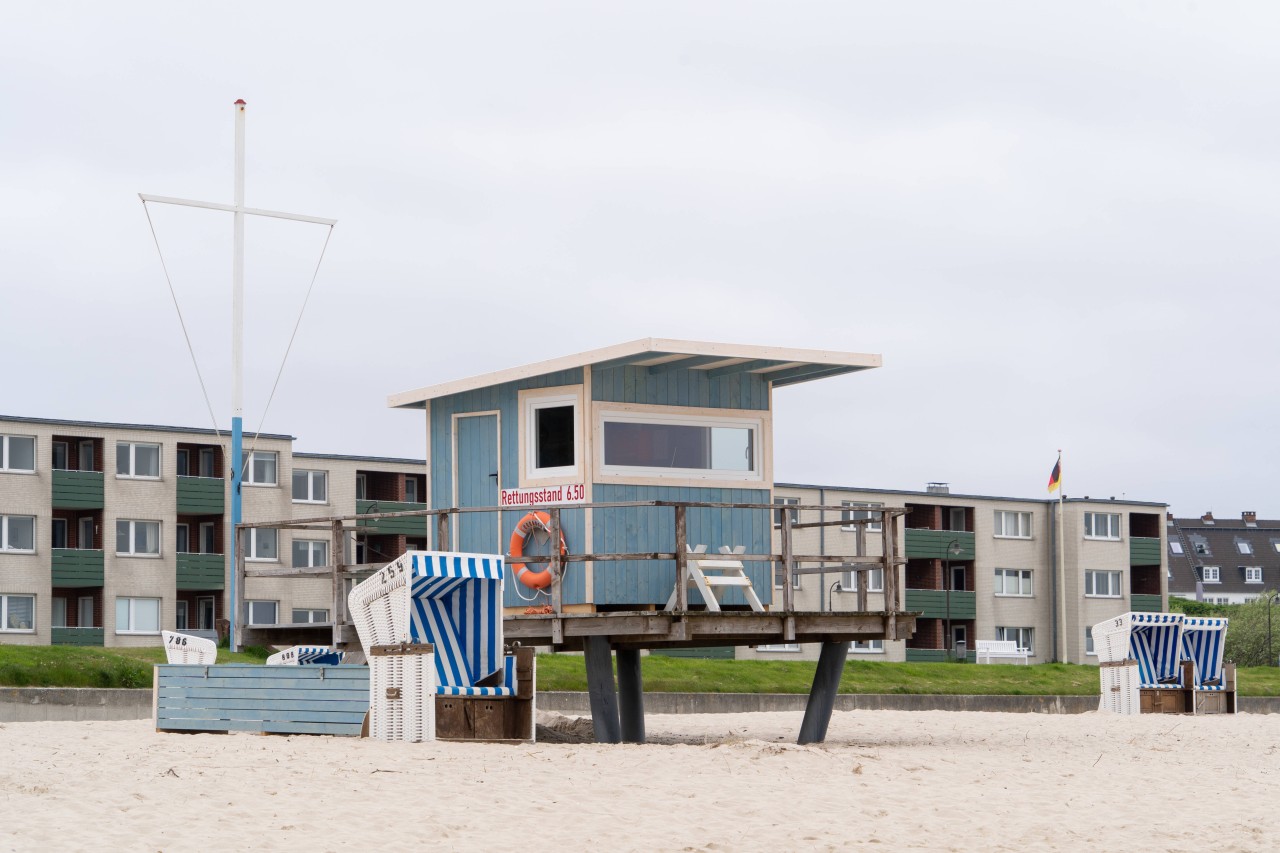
(387, 338), (881, 408)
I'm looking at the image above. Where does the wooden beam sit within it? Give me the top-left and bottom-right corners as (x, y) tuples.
(704, 358), (780, 379)
(767, 364), (859, 386)
(646, 355), (725, 375)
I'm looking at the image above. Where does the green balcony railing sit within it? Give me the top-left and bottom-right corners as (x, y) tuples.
(177, 476), (225, 515)
(905, 588), (977, 620)
(1130, 593), (1163, 612)
(906, 648), (977, 663)
(51, 470), (104, 509)
(176, 552), (226, 591)
(904, 529), (976, 561)
(51, 549), (104, 587)
(1129, 537), (1161, 566)
(51, 627), (105, 647)
(356, 499), (429, 536)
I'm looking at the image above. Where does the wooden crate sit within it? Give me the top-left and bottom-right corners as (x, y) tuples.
(435, 648), (536, 743)
(1139, 687), (1191, 714)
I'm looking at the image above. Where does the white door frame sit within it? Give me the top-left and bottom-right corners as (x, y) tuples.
(451, 410), (502, 549)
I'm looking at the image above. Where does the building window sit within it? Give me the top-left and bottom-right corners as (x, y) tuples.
(1169, 541), (1183, 555)
(51, 598), (66, 628)
(1084, 570), (1122, 597)
(1085, 626), (1095, 656)
(404, 476), (419, 503)
(0, 594), (35, 632)
(524, 391), (581, 479)
(292, 540), (329, 568)
(52, 442), (69, 470)
(116, 441), (161, 479)
(996, 626), (1033, 653)
(0, 435), (36, 473)
(758, 643), (800, 652)
(245, 451), (277, 486)
(841, 502), (883, 532)
(115, 597), (160, 634)
(773, 497), (799, 528)
(1245, 566), (1263, 583)
(1201, 566), (1220, 583)
(599, 410), (761, 480)
(994, 568), (1033, 597)
(292, 469), (328, 503)
(175, 601), (188, 630)
(1084, 512), (1121, 540)
(840, 565), (884, 592)
(772, 561), (801, 590)
(1236, 540), (1253, 555)
(292, 608), (329, 623)
(0, 515), (35, 553)
(176, 524), (190, 554)
(247, 529), (278, 561)
(116, 520), (160, 556)
(247, 600), (278, 625)
(851, 639), (884, 654)
(993, 510), (1032, 539)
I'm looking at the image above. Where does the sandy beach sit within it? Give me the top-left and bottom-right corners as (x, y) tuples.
(1, 709), (1276, 852)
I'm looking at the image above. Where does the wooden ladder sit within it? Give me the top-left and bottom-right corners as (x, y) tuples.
(664, 545), (765, 613)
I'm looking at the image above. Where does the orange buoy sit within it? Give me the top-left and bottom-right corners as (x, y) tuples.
(509, 511), (567, 589)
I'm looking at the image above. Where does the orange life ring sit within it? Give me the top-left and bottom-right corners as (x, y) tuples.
(509, 511), (567, 589)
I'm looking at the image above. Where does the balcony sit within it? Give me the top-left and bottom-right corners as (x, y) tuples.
(51, 470), (104, 510)
(1129, 537), (1161, 566)
(51, 549), (104, 587)
(176, 553), (225, 590)
(356, 499), (428, 536)
(51, 627), (105, 647)
(1130, 594), (1163, 612)
(904, 529), (976, 561)
(177, 476), (225, 515)
(906, 649), (977, 663)
(905, 588), (977, 620)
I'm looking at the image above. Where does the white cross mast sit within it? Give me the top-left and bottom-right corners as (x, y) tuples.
(140, 99), (336, 652)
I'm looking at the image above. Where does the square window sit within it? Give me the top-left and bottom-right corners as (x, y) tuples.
(0, 595), (35, 632)
(1084, 512), (1121, 540)
(116, 442), (161, 478)
(841, 502), (883, 532)
(292, 469), (328, 503)
(994, 568), (1033, 596)
(247, 451), (277, 486)
(247, 600), (278, 625)
(1245, 567), (1263, 583)
(292, 540), (328, 568)
(0, 435), (36, 473)
(1, 515), (36, 552)
(1084, 570), (1121, 597)
(773, 497), (799, 528)
(994, 511), (1032, 538)
(248, 529), (278, 561)
(1169, 541), (1183, 555)
(115, 597), (160, 634)
(116, 520), (160, 556)
(1202, 566), (1220, 583)
(1236, 541), (1253, 555)
(772, 561), (801, 590)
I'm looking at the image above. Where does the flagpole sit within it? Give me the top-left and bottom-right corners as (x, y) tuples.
(1057, 449), (1066, 664)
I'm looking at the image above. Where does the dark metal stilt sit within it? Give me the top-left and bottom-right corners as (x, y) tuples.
(616, 648), (646, 743)
(583, 635), (622, 744)
(797, 640), (849, 745)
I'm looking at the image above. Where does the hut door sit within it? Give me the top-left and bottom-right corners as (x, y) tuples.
(454, 412), (501, 554)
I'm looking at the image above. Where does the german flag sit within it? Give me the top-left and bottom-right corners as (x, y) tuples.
(1047, 455), (1062, 493)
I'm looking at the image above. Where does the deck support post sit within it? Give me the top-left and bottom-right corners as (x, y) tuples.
(797, 640), (849, 745)
(583, 636), (622, 744)
(616, 647), (646, 743)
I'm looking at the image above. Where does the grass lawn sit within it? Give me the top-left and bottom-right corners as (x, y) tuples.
(0, 645), (269, 689)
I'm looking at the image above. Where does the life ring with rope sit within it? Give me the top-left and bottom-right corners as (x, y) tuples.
(509, 511), (567, 589)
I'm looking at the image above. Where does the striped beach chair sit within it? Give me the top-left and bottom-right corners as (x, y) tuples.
(161, 630), (217, 665)
(1125, 612), (1186, 688)
(266, 645), (345, 666)
(1180, 617), (1236, 713)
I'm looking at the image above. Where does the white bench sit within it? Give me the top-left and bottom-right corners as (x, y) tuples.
(975, 639), (1029, 664)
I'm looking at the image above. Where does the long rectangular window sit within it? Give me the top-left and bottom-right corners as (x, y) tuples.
(993, 511), (1032, 538)
(116, 520), (160, 556)
(0, 435), (36, 473)
(1084, 512), (1121, 540)
(0, 516), (35, 552)
(994, 568), (1033, 597)
(841, 501), (883, 532)
(996, 626), (1033, 653)
(841, 566), (884, 592)
(600, 411), (760, 479)
(116, 442), (161, 478)
(0, 595), (35, 632)
(115, 597), (160, 634)
(1084, 570), (1122, 597)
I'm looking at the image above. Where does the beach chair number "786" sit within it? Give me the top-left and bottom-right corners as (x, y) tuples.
(167, 635), (188, 646)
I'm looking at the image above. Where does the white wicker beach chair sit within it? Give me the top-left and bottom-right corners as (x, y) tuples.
(161, 630), (217, 665)
(266, 645), (344, 666)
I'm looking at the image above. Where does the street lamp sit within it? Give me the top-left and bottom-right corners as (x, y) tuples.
(1267, 591), (1280, 667)
(943, 538), (963, 661)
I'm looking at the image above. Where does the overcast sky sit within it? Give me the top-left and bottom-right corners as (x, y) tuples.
(4, 3), (1277, 518)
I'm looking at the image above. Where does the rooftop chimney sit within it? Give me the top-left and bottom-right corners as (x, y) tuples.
(1202, 512), (1215, 525)
(926, 482), (950, 494)
(1243, 511), (1257, 526)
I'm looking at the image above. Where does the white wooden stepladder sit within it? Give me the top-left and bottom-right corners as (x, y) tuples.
(665, 545), (765, 613)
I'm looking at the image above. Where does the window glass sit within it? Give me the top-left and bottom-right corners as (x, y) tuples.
(994, 511), (1031, 538)
(1169, 541), (1183, 554)
(603, 420), (754, 472)
(248, 600), (278, 624)
(116, 598), (160, 633)
(536, 405), (575, 469)
(250, 529), (278, 560)
(292, 540), (328, 568)
(404, 477), (418, 503)
(292, 470), (328, 502)
(2, 436), (36, 472)
(1084, 512), (1121, 539)
(2, 595), (35, 631)
(249, 452), (277, 485)
(116, 520), (160, 555)
(3, 516), (35, 551)
(52, 443), (69, 470)
(773, 497), (799, 527)
(841, 502), (883, 532)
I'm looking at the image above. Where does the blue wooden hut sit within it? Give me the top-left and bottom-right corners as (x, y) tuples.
(388, 339), (880, 612)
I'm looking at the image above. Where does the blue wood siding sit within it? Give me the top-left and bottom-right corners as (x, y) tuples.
(592, 365), (769, 411)
(592, 484), (771, 607)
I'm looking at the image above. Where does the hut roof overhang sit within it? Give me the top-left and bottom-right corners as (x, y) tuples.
(388, 338), (881, 409)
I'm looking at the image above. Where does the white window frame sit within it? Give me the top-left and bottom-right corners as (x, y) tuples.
(52, 441), (69, 471)
(175, 601), (189, 630)
(994, 568), (1033, 597)
(1236, 540), (1253, 555)
(51, 597), (67, 628)
(292, 539), (329, 568)
(1084, 570), (1122, 597)
(774, 497), (799, 528)
(840, 565), (884, 593)
(594, 404), (767, 486)
(245, 451), (278, 486)
(0, 594), (35, 632)
(851, 639), (884, 654)
(291, 469), (329, 504)
(116, 519), (161, 557)
(758, 643), (801, 652)
(521, 388), (584, 483)
(1202, 566), (1221, 584)
(1084, 512), (1122, 541)
(247, 528), (279, 562)
(115, 597), (161, 635)
(841, 501), (883, 532)
(1245, 566), (1263, 583)
(993, 510), (1032, 539)
(1085, 626), (1095, 657)
(116, 441), (161, 479)
(0, 515), (36, 553)
(0, 434), (37, 474)
(291, 608), (329, 624)
(246, 600), (279, 625)
(403, 476), (420, 503)
(1169, 541), (1183, 555)
(996, 626), (1033, 654)
(772, 560), (802, 590)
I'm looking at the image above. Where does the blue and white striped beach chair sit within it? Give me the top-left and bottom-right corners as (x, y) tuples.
(1126, 612), (1186, 688)
(1180, 617), (1227, 690)
(266, 645), (345, 666)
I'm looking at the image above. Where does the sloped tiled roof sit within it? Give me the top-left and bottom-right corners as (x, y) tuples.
(1167, 516), (1280, 597)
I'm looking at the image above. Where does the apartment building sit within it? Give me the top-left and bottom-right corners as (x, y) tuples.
(1167, 511), (1280, 605)
(0, 416), (427, 648)
(737, 482), (1167, 665)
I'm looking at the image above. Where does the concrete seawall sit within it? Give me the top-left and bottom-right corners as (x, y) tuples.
(4, 688), (1279, 722)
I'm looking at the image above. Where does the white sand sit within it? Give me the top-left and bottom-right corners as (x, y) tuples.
(1, 710), (1276, 852)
